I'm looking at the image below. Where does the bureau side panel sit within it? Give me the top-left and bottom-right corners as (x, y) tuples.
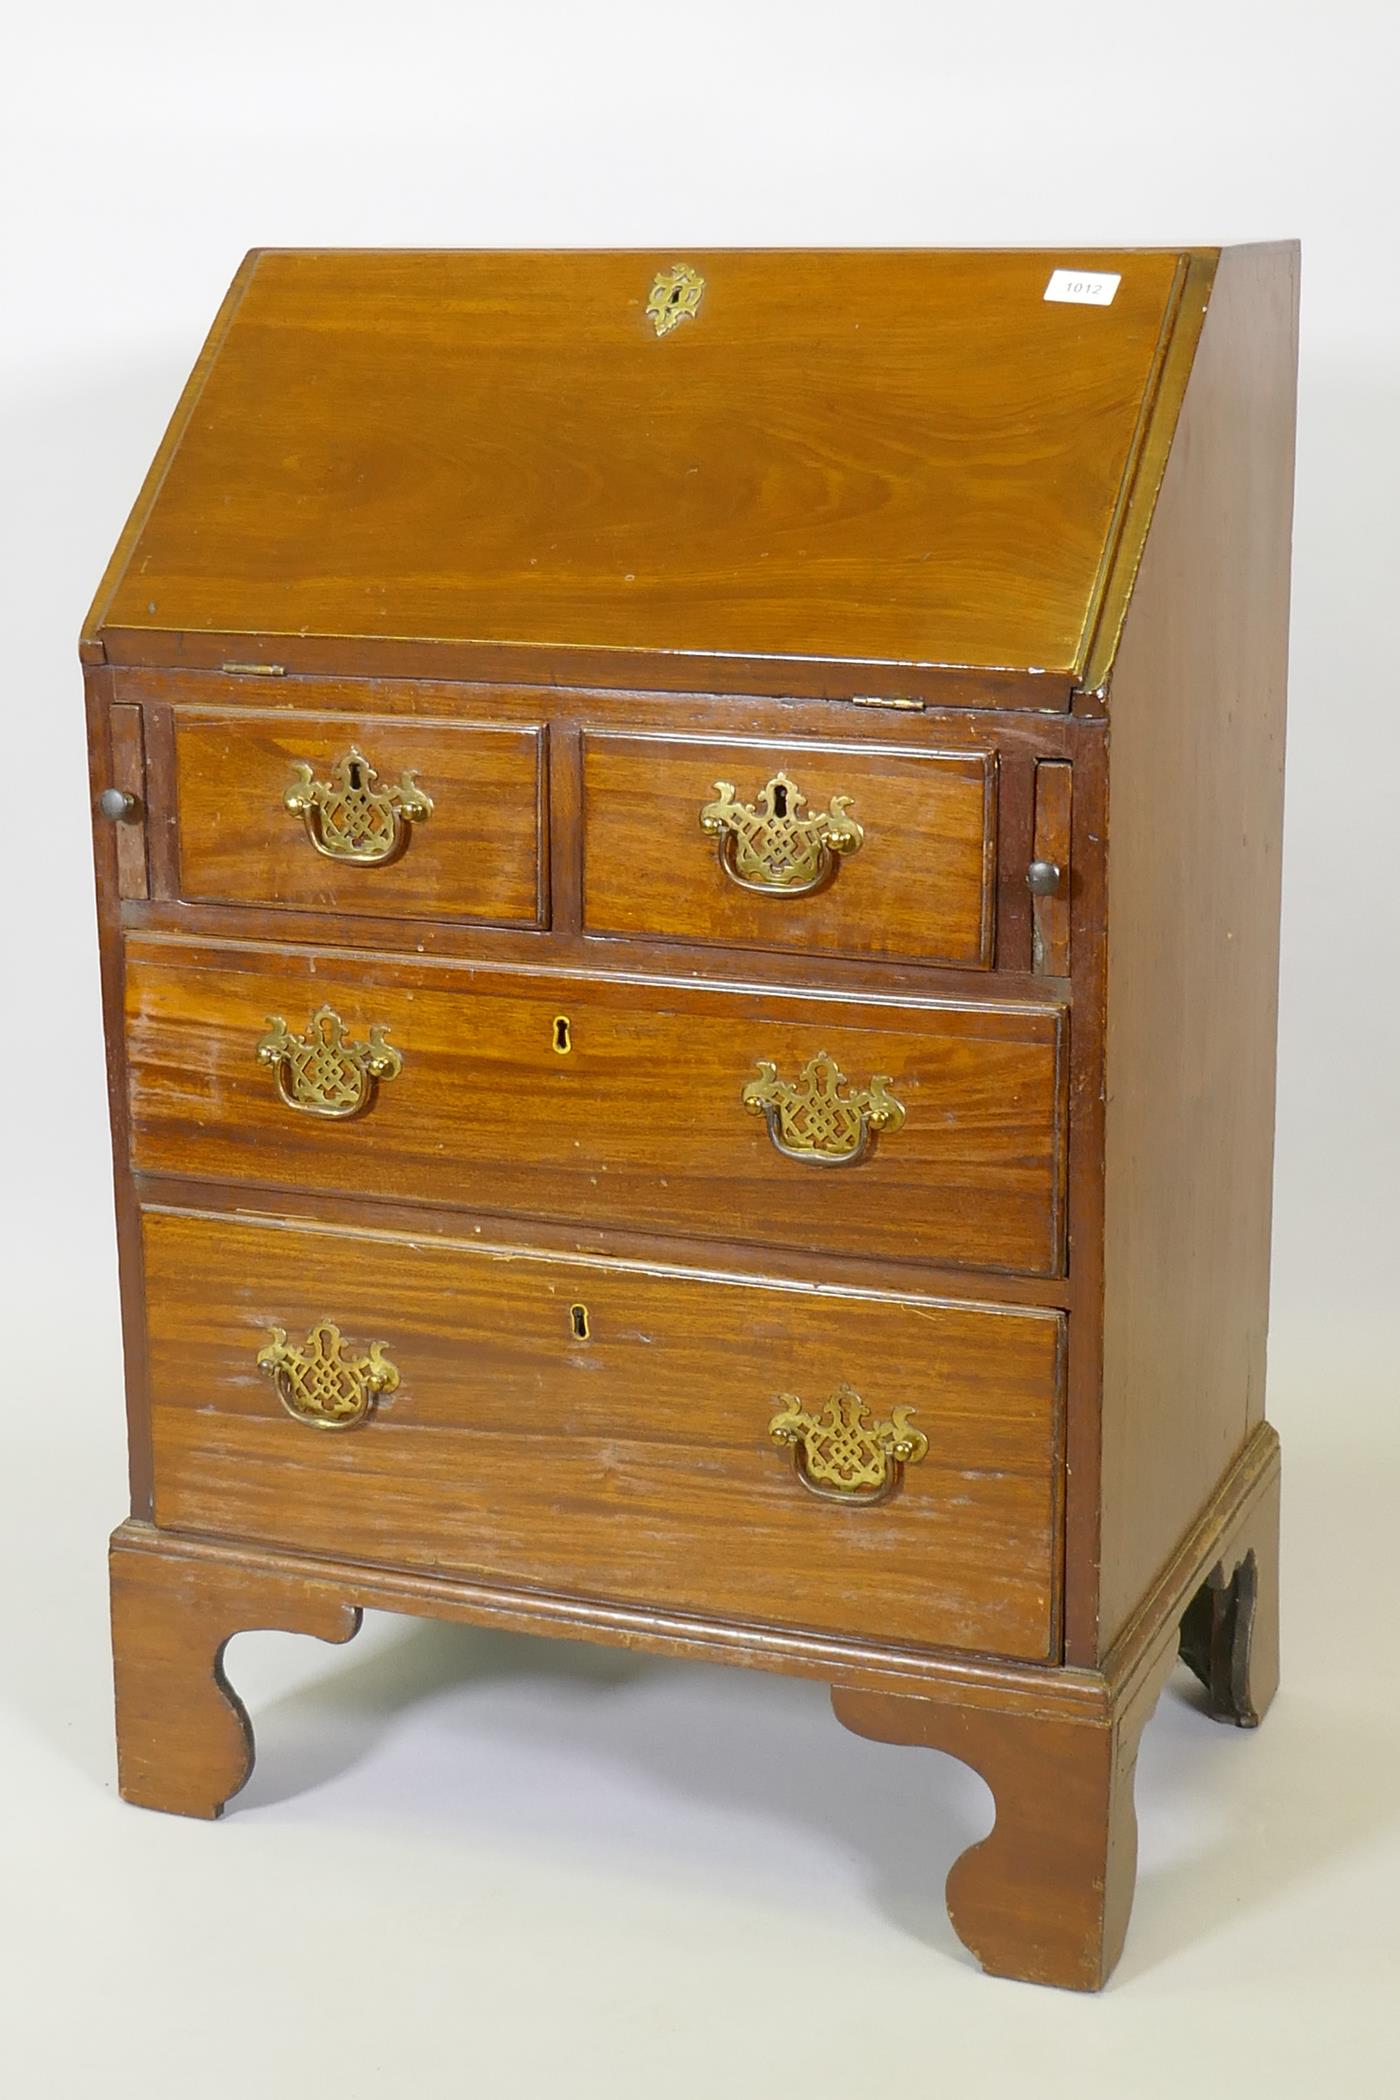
(1097, 243), (1299, 1654)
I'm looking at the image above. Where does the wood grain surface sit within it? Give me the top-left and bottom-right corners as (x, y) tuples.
(582, 731), (996, 967)
(115, 668), (1087, 978)
(124, 938), (1068, 1276)
(142, 1206), (1066, 1661)
(172, 708), (545, 925)
(833, 1683), (1151, 1989)
(1095, 242), (1298, 1651)
(86, 668), (156, 1516)
(106, 703), (149, 899)
(1030, 760), (1072, 977)
(110, 1525), (361, 1818)
(831, 1425), (1281, 1988)
(91, 247), (1198, 691)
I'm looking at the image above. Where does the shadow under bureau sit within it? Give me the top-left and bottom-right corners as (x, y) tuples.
(84, 245), (1297, 1990)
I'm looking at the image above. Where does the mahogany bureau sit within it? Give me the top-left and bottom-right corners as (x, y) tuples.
(85, 246), (1297, 1990)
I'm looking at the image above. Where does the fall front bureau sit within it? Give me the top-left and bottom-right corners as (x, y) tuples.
(85, 245), (1297, 1990)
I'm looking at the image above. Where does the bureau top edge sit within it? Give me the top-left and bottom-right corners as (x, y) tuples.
(74, 244), (1284, 702)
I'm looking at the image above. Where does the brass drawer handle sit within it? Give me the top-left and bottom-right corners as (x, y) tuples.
(284, 746), (432, 864)
(256, 1004), (402, 1118)
(257, 1319), (399, 1429)
(743, 1050), (905, 1166)
(699, 771), (862, 895)
(768, 1384), (927, 1505)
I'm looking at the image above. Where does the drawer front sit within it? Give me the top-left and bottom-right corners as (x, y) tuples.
(143, 1209), (1065, 1661)
(172, 709), (546, 925)
(583, 733), (996, 967)
(125, 943), (1067, 1276)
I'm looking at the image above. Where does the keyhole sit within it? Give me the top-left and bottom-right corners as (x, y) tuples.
(569, 1303), (590, 1341)
(669, 286), (682, 308)
(772, 781), (789, 817)
(347, 761), (363, 790)
(553, 1015), (572, 1055)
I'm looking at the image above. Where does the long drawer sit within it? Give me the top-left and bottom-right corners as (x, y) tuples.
(142, 1207), (1065, 1661)
(124, 940), (1068, 1276)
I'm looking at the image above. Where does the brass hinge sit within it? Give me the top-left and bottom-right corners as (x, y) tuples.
(221, 661), (287, 677)
(848, 694), (926, 712)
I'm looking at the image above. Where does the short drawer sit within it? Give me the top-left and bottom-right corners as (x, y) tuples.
(171, 708), (546, 926)
(142, 1208), (1065, 1662)
(125, 940), (1067, 1277)
(582, 732), (996, 967)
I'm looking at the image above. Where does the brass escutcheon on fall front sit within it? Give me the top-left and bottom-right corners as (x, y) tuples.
(256, 1005), (403, 1118)
(768, 1384), (928, 1505)
(646, 262), (705, 336)
(742, 1050), (905, 1166)
(698, 772), (863, 895)
(257, 1319), (400, 1430)
(283, 746), (432, 863)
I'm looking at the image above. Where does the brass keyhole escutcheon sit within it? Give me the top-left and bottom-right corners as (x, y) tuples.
(569, 1302), (590, 1341)
(553, 1014), (572, 1055)
(646, 263), (705, 337)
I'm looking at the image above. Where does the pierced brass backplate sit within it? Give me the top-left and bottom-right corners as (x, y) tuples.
(699, 773), (862, 894)
(257, 1319), (399, 1430)
(284, 746), (432, 863)
(646, 263), (705, 336)
(768, 1384), (927, 1505)
(256, 1005), (403, 1118)
(743, 1051), (905, 1166)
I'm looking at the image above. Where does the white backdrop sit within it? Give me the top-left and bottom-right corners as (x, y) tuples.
(4, 5), (1396, 2094)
